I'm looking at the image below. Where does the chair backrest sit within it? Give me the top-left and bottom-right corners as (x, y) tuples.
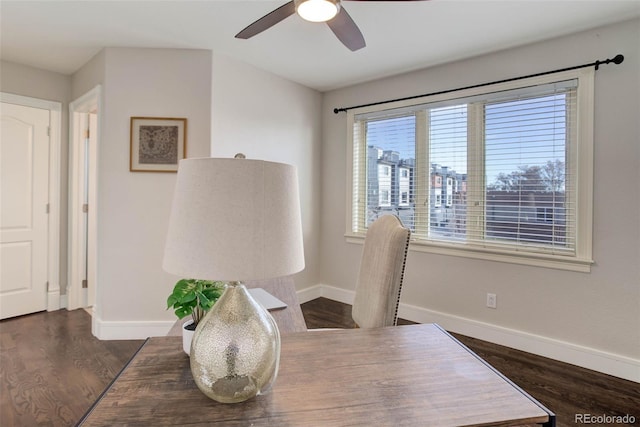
(351, 215), (411, 328)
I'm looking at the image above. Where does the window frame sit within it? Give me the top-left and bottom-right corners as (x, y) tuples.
(345, 68), (594, 272)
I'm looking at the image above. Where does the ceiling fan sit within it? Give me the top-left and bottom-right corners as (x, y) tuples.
(235, 0), (426, 52)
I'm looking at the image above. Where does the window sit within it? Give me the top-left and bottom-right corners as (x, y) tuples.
(380, 190), (390, 206)
(347, 69), (594, 272)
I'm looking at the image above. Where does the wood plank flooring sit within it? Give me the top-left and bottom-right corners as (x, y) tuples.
(1, 300), (638, 426)
(0, 309), (142, 426)
(302, 298), (640, 427)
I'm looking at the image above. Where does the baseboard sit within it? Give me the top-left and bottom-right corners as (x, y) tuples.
(59, 294), (68, 309)
(47, 289), (61, 311)
(298, 284), (354, 305)
(296, 284), (324, 304)
(92, 313), (175, 340)
(299, 284), (640, 383)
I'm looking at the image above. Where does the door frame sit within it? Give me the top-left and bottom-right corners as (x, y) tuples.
(0, 92), (62, 312)
(68, 86), (100, 311)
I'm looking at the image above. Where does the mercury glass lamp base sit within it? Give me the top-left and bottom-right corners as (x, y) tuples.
(190, 281), (281, 403)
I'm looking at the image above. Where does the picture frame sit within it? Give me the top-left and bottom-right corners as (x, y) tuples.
(130, 117), (187, 172)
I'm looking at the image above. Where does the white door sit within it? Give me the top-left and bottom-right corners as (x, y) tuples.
(0, 102), (50, 319)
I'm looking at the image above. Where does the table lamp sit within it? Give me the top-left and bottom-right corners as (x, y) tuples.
(163, 156), (305, 403)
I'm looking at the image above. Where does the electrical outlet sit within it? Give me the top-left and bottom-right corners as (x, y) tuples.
(486, 293), (497, 309)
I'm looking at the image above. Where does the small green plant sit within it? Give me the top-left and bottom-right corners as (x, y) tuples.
(167, 279), (225, 327)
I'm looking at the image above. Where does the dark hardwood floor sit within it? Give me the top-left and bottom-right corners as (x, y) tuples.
(0, 309), (143, 426)
(1, 299), (638, 426)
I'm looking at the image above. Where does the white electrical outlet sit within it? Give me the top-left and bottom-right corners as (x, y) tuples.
(486, 293), (497, 309)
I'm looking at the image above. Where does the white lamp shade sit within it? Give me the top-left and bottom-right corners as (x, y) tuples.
(163, 158), (305, 281)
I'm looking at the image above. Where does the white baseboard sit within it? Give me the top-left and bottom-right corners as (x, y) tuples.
(297, 284), (353, 305)
(298, 284), (640, 383)
(59, 294), (68, 309)
(296, 284), (324, 303)
(47, 289), (61, 311)
(92, 313), (175, 340)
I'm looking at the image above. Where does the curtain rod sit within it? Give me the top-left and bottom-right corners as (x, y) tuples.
(333, 54), (624, 114)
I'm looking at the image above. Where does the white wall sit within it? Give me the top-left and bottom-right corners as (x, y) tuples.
(70, 48), (323, 339)
(71, 49), (106, 100)
(0, 61), (72, 295)
(210, 53), (323, 290)
(320, 19), (640, 380)
(71, 48), (213, 338)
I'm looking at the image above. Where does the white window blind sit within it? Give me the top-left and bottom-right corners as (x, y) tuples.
(347, 69), (594, 271)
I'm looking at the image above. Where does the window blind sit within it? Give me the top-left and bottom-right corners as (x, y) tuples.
(351, 78), (579, 257)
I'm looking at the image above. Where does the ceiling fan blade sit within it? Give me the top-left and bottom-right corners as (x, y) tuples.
(235, 1), (296, 39)
(326, 7), (366, 51)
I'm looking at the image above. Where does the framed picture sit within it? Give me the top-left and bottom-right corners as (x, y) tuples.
(130, 117), (187, 172)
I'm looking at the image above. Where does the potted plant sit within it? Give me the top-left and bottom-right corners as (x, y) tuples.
(167, 278), (225, 354)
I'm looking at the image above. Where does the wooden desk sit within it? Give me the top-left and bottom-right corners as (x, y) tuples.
(79, 324), (554, 426)
(166, 276), (307, 335)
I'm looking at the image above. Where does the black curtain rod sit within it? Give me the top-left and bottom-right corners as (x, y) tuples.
(333, 54), (624, 114)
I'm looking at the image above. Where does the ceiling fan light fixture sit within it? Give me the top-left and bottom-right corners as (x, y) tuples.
(295, 0), (340, 23)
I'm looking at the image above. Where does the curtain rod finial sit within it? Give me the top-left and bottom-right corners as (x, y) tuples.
(612, 54), (624, 65)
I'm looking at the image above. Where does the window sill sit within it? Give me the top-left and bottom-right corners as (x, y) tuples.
(345, 233), (593, 273)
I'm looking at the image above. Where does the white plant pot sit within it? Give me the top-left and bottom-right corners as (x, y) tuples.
(182, 319), (196, 355)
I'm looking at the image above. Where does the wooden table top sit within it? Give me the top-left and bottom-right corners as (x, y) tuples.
(166, 276), (307, 336)
(79, 324), (554, 426)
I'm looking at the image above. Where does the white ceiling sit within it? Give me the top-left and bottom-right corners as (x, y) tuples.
(1, 0), (638, 91)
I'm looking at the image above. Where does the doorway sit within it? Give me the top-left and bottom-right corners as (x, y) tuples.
(0, 93), (62, 319)
(68, 86), (100, 312)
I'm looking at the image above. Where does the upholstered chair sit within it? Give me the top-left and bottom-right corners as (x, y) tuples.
(351, 214), (411, 328)
(311, 214), (411, 330)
